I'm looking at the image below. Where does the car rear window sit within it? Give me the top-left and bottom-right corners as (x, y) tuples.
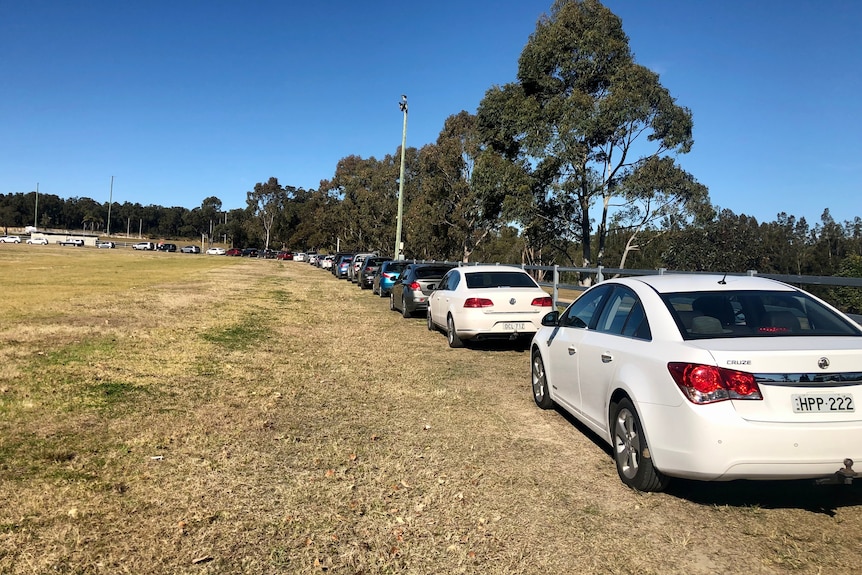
(414, 267), (451, 279)
(464, 271), (538, 289)
(663, 290), (862, 339)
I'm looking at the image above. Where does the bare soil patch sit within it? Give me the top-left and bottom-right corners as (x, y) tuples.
(1, 248), (860, 574)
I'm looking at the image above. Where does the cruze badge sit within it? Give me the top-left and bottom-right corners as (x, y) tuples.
(818, 357), (830, 370)
(510, 298), (517, 305)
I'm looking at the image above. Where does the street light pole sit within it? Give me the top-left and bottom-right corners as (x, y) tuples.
(394, 94), (408, 260)
(107, 176), (114, 236)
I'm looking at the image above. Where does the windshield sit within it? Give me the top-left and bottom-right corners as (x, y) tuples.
(663, 290), (862, 339)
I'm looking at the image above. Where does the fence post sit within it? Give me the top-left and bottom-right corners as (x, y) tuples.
(553, 265), (559, 309)
(597, 265), (604, 283)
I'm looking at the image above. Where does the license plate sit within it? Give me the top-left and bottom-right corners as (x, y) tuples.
(501, 322), (527, 332)
(792, 393), (855, 413)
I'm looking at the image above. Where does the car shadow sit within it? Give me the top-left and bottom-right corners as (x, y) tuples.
(465, 338), (532, 353)
(550, 404), (862, 514)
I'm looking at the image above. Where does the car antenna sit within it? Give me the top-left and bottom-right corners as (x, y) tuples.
(718, 273), (727, 285)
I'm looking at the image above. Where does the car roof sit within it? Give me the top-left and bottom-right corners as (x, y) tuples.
(615, 274), (796, 294)
(457, 265), (529, 274)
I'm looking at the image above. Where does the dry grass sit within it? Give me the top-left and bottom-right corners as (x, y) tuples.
(1, 244), (861, 574)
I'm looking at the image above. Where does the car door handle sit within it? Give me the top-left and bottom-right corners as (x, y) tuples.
(601, 353), (613, 363)
(567, 346), (576, 355)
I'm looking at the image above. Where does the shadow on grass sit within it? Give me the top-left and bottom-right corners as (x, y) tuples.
(551, 404), (862, 515)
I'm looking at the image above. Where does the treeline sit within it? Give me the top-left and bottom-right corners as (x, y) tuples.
(2, 0), (861, 297)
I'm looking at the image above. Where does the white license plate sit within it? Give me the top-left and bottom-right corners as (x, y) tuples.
(501, 322), (527, 332)
(792, 393), (855, 413)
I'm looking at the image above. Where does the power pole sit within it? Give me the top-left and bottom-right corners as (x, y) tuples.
(394, 95), (408, 260)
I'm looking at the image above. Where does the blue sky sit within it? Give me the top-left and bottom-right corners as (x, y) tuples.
(2, 0), (859, 225)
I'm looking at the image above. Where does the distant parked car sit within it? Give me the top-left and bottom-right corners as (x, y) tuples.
(373, 260), (408, 297)
(97, 241), (115, 249)
(225, 248), (242, 256)
(293, 252), (306, 262)
(241, 248), (259, 257)
(276, 251), (293, 260)
(27, 237), (49, 245)
(308, 253), (319, 265)
(348, 252), (376, 283)
(180, 245), (200, 253)
(58, 238), (85, 247)
(0, 235), (21, 243)
(427, 265), (553, 348)
(358, 256), (391, 290)
(206, 247), (226, 255)
(320, 255), (334, 269)
(133, 241), (155, 250)
(390, 263), (456, 318)
(334, 254), (355, 278)
(156, 243), (177, 252)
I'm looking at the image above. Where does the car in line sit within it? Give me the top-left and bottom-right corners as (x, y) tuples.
(348, 252), (376, 283)
(427, 265), (553, 348)
(276, 251), (293, 260)
(133, 241), (155, 250)
(206, 247), (226, 255)
(0, 235), (21, 243)
(333, 253), (355, 278)
(27, 237), (49, 245)
(390, 263), (456, 318)
(320, 255), (334, 270)
(529, 273), (862, 492)
(373, 260), (409, 297)
(358, 256), (391, 290)
(97, 241), (115, 249)
(180, 245), (201, 253)
(293, 252), (307, 262)
(241, 248), (259, 257)
(156, 243), (177, 252)
(226, 248), (242, 256)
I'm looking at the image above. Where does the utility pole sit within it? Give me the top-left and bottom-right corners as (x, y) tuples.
(107, 176), (114, 236)
(34, 183), (39, 229)
(394, 94), (408, 260)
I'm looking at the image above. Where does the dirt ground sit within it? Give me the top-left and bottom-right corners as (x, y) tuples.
(1, 251), (860, 574)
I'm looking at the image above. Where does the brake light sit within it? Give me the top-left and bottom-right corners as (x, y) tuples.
(531, 296), (553, 307)
(409, 281), (421, 291)
(382, 273), (395, 279)
(667, 363), (762, 404)
(464, 297), (494, 308)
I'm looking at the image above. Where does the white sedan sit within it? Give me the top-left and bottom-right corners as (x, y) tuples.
(530, 273), (862, 491)
(27, 237), (49, 245)
(206, 247), (226, 255)
(427, 265), (553, 347)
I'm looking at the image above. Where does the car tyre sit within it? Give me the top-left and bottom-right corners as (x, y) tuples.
(389, 293), (397, 312)
(531, 349), (554, 409)
(401, 297), (411, 318)
(446, 315), (464, 348)
(427, 309), (435, 331)
(611, 398), (669, 492)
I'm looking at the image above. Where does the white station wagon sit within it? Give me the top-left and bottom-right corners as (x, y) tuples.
(530, 274), (862, 491)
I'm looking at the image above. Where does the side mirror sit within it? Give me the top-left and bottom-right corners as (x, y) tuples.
(541, 310), (560, 327)
(427, 284), (436, 291)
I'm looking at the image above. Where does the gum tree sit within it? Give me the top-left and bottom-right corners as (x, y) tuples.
(477, 0), (707, 269)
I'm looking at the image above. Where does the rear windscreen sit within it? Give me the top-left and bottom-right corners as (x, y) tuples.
(465, 271), (537, 289)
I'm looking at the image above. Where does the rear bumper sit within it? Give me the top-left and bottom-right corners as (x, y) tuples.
(640, 401), (862, 481)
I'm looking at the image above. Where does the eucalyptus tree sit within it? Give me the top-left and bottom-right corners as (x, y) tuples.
(246, 177), (287, 250)
(414, 111), (507, 262)
(476, 0), (704, 269)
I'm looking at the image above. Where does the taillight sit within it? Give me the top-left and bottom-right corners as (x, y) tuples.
(464, 297), (494, 308)
(382, 272), (394, 279)
(409, 281), (421, 291)
(531, 296), (553, 307)
(667, 363), (762, 404)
